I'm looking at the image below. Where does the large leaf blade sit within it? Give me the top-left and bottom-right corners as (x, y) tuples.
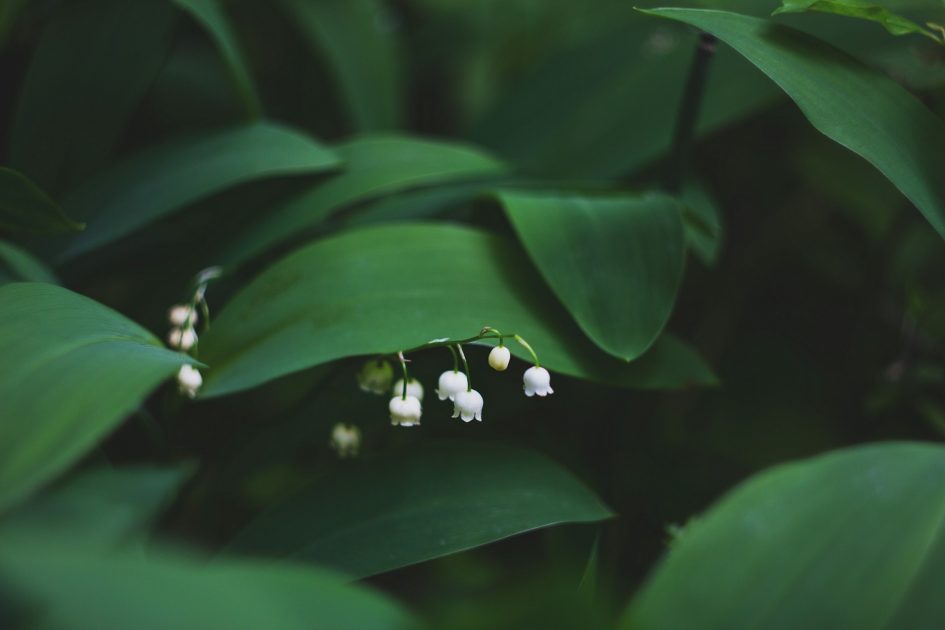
(0, 536), (413, 630)
(221, 135), (508, 266)
(227, 441), (612, 578)
(200, 223), (716, 398)
(0, 283), (194, 511)
(8, 0), (175, 193)
(0, 167), (82, 233)
(57, 122), (341, 261)
(623, 442), (945, 629)
(499, 191), (686, 361)
(643, 7), (945, 242)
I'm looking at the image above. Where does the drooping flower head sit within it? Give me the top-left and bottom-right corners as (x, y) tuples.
(167, 327), (197, 351)
(358, 360), (394, 395)
(330, 423), (362, 457)
(177, 364), (202, 398)
(389, 395), (422, 427)
(452, 389), (484, 422)
(392, 378), (424, 401)
(436, 370), (468, 401)
(488, 346), (511, 371)
(168, 304), (198, 327)
(523, 366), (554, 397)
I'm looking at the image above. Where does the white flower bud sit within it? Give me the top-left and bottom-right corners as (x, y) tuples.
(392, 378), (424, 401)
(357, 360), (394, 395)
(389, 395), (422, 427)
(523, 366), (554, 397)
(168, 304), (198, 327)
(167, 326), (197, 351)
(177, 364), (202, 398)
(488, 346), (511, 371)
(435, 370), (468, 401)
(452, 389), (484, 422)
(330, 423), (362, 458)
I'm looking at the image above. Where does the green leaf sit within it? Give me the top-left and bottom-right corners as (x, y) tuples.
(774, 0), (945, 44)
(0, 168), (83, 233)
(642, 7), (945, 243)
(0, 536), (414, 630)
(56, 122), (341, 262)
(227, 441), (612, 578)
(220, 135), (508, 266)
(0, 0), (29, 47)
(8, 0), (176, 193)
(0, 283), (195, 511)
(499, 191), (686, 362)
(174, 0), (263, 117)
(470, 18), (782, 178)
(622, 442), (945, 629)
(200, 223), (716, 398)
(0, 240), (60, 286)
(0, 466), (192, 547)
(277, 0), (403, 131)
(679, 179), (724, 266)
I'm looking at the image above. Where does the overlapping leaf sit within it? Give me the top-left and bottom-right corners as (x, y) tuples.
(228, 441), (612, 578)
(623, 442), (945, 629)
(200, 223), (715, 398)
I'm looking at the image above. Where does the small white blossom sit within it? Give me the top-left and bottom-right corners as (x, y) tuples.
(177, 364), (202, 398)
(168, 304), (198, 327)
(488, 346), (511, 371)
(452, 389), (483, 422)
(330, 423), (362, 458)
(167, 326), (197, 351)
(392, 378), (424, 401)
(389, 395), (422, 427)
(357, 360), (394, 395)
(436, 370), (468, 401)
(523, 366), (554, 397)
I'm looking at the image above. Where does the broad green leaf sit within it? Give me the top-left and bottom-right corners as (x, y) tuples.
(277, 0), (403, 131)
(0, 536), (413, 630)
(0, 283), (195, 511)
(0, 240), (59, 286)
(174, 0), (262, 117)
(0, 167), (82, 233)
(220, 135), (507, 266)
(0, 466), (191, 546)
(227, 441), (612, 578)
(623, 442), (945, 629)
(774, 0), (945, 44)
(499, 191), (685, 362)
(642, 8), (945, 243)
(0, 0), (29, 46)
(8, 0), (175, 193)
(470, 18), (781, 178)
(56, 122), (341, 262)
(200, 223), (717, 397)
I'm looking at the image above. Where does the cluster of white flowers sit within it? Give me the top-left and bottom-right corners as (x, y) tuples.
(356, 328), (553, 429)
(168, 267), (221, 399)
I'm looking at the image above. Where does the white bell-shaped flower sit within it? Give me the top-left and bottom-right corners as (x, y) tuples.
(168, 304), (198, 327)
(523, 366), (554, 397)
(330, 423), (362, 458)
(436, 370), (468, 401)
(488, 346), (511, 371)
(177, 364), (202, 398)
(392, 378), (424, 401)
(167, 327), (197, 351)
(389, 395), (422, 427)
(357, 360), (394, 395)
(452, 389), (484, 422)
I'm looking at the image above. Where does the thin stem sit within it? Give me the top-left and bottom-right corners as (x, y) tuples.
(456, 344), (472, 391)
(665, 32), (717, 194)
(482, 326), (505, 347)
(398, 352), (409, 399)
(514, 334), (540, 367)
(447, 344), (459, 373)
